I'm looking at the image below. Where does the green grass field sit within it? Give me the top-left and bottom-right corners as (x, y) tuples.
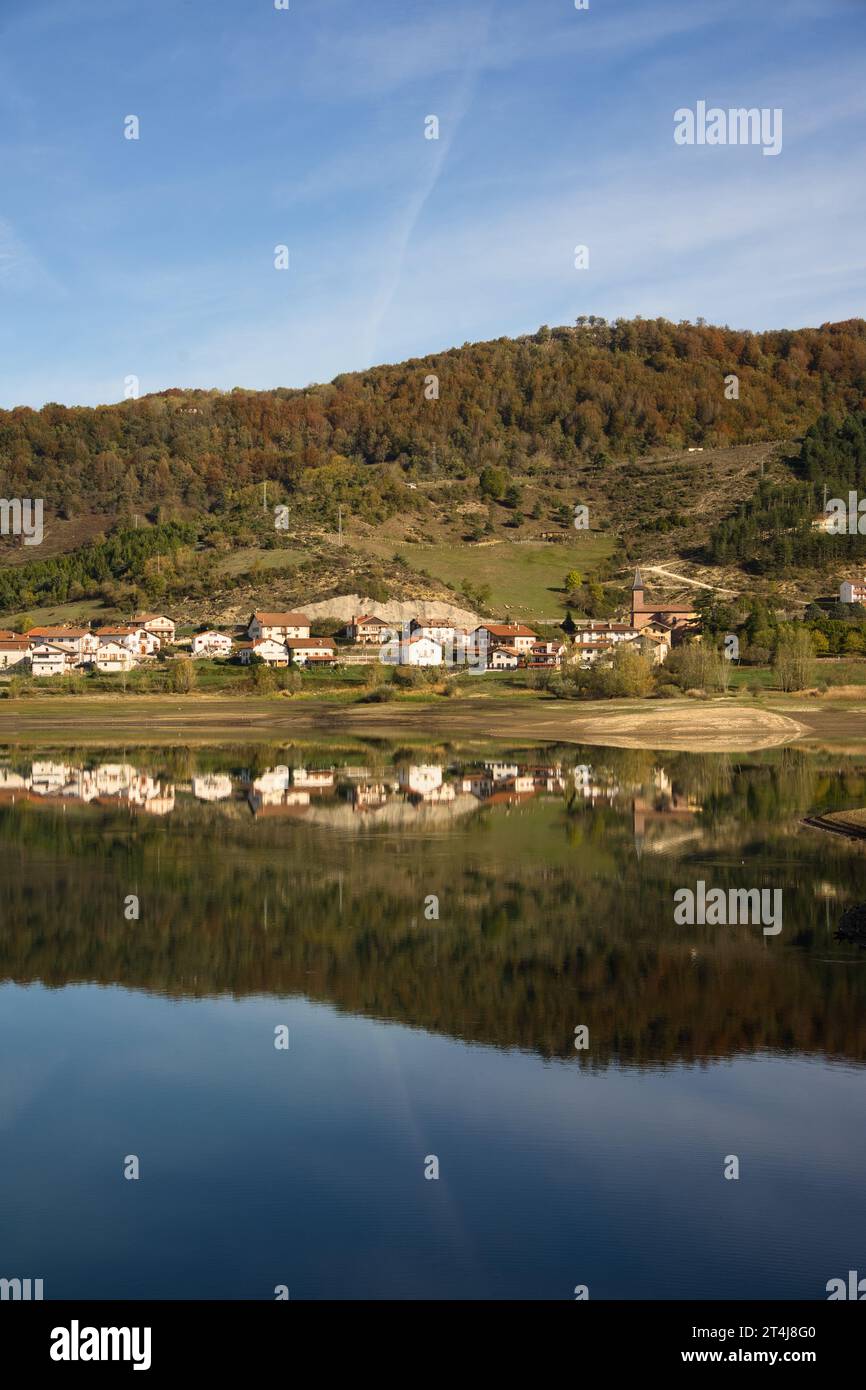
(374, 537), (614, 620)
(0, 598), (111, 628)
(728, 659), (866, 691)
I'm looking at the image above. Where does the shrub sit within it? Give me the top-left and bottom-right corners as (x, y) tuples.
(168, 657), (197, 693)
(392, 665), (429, 688)
(251, 662), (277, 693)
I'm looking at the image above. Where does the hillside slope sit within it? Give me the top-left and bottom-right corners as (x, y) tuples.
(2, 317), (865, 625)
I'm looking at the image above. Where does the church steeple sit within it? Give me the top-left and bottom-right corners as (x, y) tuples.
(631, 568), (645, 628)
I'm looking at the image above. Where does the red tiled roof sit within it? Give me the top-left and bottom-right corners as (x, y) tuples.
(251, 611), (310, 625)
(633, 604), (696, 614)
(479, 623), (537, 637)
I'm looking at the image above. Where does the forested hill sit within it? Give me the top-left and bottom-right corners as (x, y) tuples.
(2, 317), (866, 518)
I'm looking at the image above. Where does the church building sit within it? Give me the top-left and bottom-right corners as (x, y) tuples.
(630, 569), (698, 639)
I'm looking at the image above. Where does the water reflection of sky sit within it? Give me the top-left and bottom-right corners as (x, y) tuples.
(2, 982), (863, 1300)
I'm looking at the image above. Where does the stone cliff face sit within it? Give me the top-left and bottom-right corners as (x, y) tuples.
(298, 594), (480, 627)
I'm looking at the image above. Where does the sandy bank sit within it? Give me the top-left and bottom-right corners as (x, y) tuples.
(0, 695), (814, 752)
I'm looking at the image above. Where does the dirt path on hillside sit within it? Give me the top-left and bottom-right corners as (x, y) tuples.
(638, 565), (740, 595)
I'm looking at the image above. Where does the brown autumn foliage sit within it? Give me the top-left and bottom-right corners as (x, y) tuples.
(2, 317), (865, 516)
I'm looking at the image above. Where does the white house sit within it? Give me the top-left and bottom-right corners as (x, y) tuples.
(97, 626), (160, 657)
(93, 764), (137, 796)
(252, 766), (291, 795)
(94, 641), (136, 673)
(285, 637), (336, 666)
(473, 623), (537, 654)
(30, 643), (75, 677)
(191, 630), (233, 658)
(192, 774), (234, 801)
(573, 622), (639, 649)
(247, 611), (310, 641)
(485, 762), (520, 781)
(575, 640), (616, 668)
(0, 637), (30, 669)
(840, 579), (866, 605)
(527, 640), (566, 667)
(380, 634), (443, 666)
(291, 768), (335, 791)
(30, 760), (72, 792)
(410, 618), (467, 647)
(237, 638), (290, 666)
(347, 614), (391, 644)
(490, 646), (521, 669)
(397, 764), (445, 798)
(27, 626), (99, 662)
(132, 613), (176, 644)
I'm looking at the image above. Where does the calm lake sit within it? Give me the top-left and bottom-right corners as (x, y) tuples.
(2, 739), (865, 1300)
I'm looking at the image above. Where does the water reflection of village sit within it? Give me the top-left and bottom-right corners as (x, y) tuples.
(0, 758), (703, 844)
(0, 763), (176, 815)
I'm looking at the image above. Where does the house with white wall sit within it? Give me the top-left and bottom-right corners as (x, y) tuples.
(0, 637), (30, 669)
(285, 637), (336, 666)
(346, 614), (391, 643)
(132, 613), (176, 644)
(380, 634), (443, 666)
(191, 631), (233, 658)
(94, 641), (136, 673)
(527, 639), (566, 667)
(97, 626), (160, 657)
(27, 627), (100, 662)
(397, 764), (445, 798)
(840, 579), (866, 605)
(410, 618), (467, 647)
(237, 638), (290, 666)
(247, 611), (310, 641)
(30, 643), (76, 677)
(473, 622), (537, 654)
(192, 775), (234, 801)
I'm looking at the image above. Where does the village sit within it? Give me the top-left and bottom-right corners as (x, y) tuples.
(0, 571), (708, 678)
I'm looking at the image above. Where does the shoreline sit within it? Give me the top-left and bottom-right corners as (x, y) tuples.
(1, 692), (862, 752)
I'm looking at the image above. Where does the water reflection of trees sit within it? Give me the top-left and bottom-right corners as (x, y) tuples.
(3, 744), (866, 1067)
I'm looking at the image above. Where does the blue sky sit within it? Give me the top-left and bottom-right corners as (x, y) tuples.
(0, 0), (864, 408)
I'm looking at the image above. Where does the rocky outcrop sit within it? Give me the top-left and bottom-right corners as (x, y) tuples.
(299, 594), (480, 627)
